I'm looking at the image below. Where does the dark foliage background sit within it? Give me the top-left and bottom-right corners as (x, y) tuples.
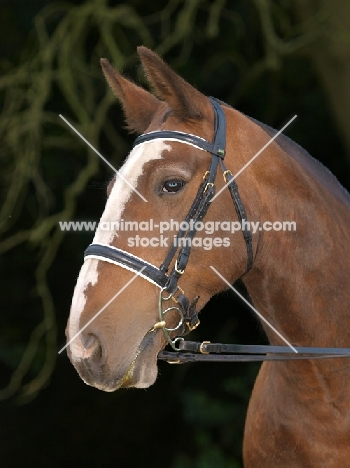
(0, 0), (349, 467)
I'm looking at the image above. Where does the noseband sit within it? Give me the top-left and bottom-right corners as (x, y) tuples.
(84, 98), (253, 349)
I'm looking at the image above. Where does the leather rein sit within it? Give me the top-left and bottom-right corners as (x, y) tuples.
(84, 97), (350, 364)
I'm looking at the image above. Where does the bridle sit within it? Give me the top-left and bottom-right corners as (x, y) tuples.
(84, 98), (350, 364)
(85, 98), (253, 345)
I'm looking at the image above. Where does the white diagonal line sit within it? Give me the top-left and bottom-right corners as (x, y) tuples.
(210, 115), (297, 203)
(59, 114), (148, 202)
(210, 266), (298, 353)
(58, 266), (146, 354)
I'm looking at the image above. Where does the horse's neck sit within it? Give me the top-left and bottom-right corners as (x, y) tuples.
(230, 113), (350, 355)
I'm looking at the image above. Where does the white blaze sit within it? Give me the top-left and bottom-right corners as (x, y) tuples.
(68, 140), (171, 353)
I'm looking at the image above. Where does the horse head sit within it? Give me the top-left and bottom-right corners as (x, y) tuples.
(66, 47), (254, 391)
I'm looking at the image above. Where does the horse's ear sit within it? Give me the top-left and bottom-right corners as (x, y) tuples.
(137, 46), (210, 121)
(100, 58), (161, 134)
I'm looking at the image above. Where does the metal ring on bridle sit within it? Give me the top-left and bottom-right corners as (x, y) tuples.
(160, 289), (175, 301)
(161, 306), (184, 332)
(156, 286), (186, 350)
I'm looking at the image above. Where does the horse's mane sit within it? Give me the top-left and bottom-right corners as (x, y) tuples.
(245, 114), (350, 207)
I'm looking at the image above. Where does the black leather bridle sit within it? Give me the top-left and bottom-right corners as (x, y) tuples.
(84, 97), (350, 364)
(85, 98), (253, 342)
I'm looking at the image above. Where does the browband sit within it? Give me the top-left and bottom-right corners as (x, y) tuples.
(133, 131), (225, 158)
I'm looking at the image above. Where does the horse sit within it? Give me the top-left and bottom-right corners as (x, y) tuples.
(65, 46), (350, 466)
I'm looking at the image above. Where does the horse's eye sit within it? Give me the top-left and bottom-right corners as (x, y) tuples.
(162, 180), (185, 193)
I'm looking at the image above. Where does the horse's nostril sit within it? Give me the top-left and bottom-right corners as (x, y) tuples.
(81, 333), (104, 363)
(84, 333), (98, 350)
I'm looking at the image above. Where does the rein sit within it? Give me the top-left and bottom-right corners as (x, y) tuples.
(158, 341), (350, 364)
(84, 97), (350, 364)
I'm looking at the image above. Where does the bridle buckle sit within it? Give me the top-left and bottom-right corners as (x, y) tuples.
(188, 320), (200, 331)
(199, 341), (211, 354)
(174, 260), (185, 275)
(223, 169), (233, 183)
(203, 182), (215, 194)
